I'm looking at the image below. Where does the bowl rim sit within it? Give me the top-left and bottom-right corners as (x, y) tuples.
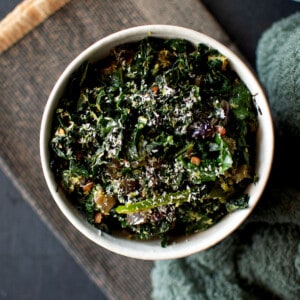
(40, 24), (274, 260)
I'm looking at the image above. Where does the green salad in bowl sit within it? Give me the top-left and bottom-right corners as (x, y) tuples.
(40, 25), (273, 259)
(49, 37), (258, 246)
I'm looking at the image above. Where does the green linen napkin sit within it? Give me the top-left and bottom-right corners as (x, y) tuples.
(151, 12), (300, 300)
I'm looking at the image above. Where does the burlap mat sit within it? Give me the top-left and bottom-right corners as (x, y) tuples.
(0, 1), (235, 299)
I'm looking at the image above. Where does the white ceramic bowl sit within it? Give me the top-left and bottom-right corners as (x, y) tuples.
(40, 25), (274, 260)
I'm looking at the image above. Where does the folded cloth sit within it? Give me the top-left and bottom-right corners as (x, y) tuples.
(151, 12), (300, 300)
(256, 12), (300, 138)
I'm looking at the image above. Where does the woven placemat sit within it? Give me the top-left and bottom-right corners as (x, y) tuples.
(0, 1), (234, 299)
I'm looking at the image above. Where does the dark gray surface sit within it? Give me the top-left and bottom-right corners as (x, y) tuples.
(0, 0), (20, 19)
(0, 1), (299, 299)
